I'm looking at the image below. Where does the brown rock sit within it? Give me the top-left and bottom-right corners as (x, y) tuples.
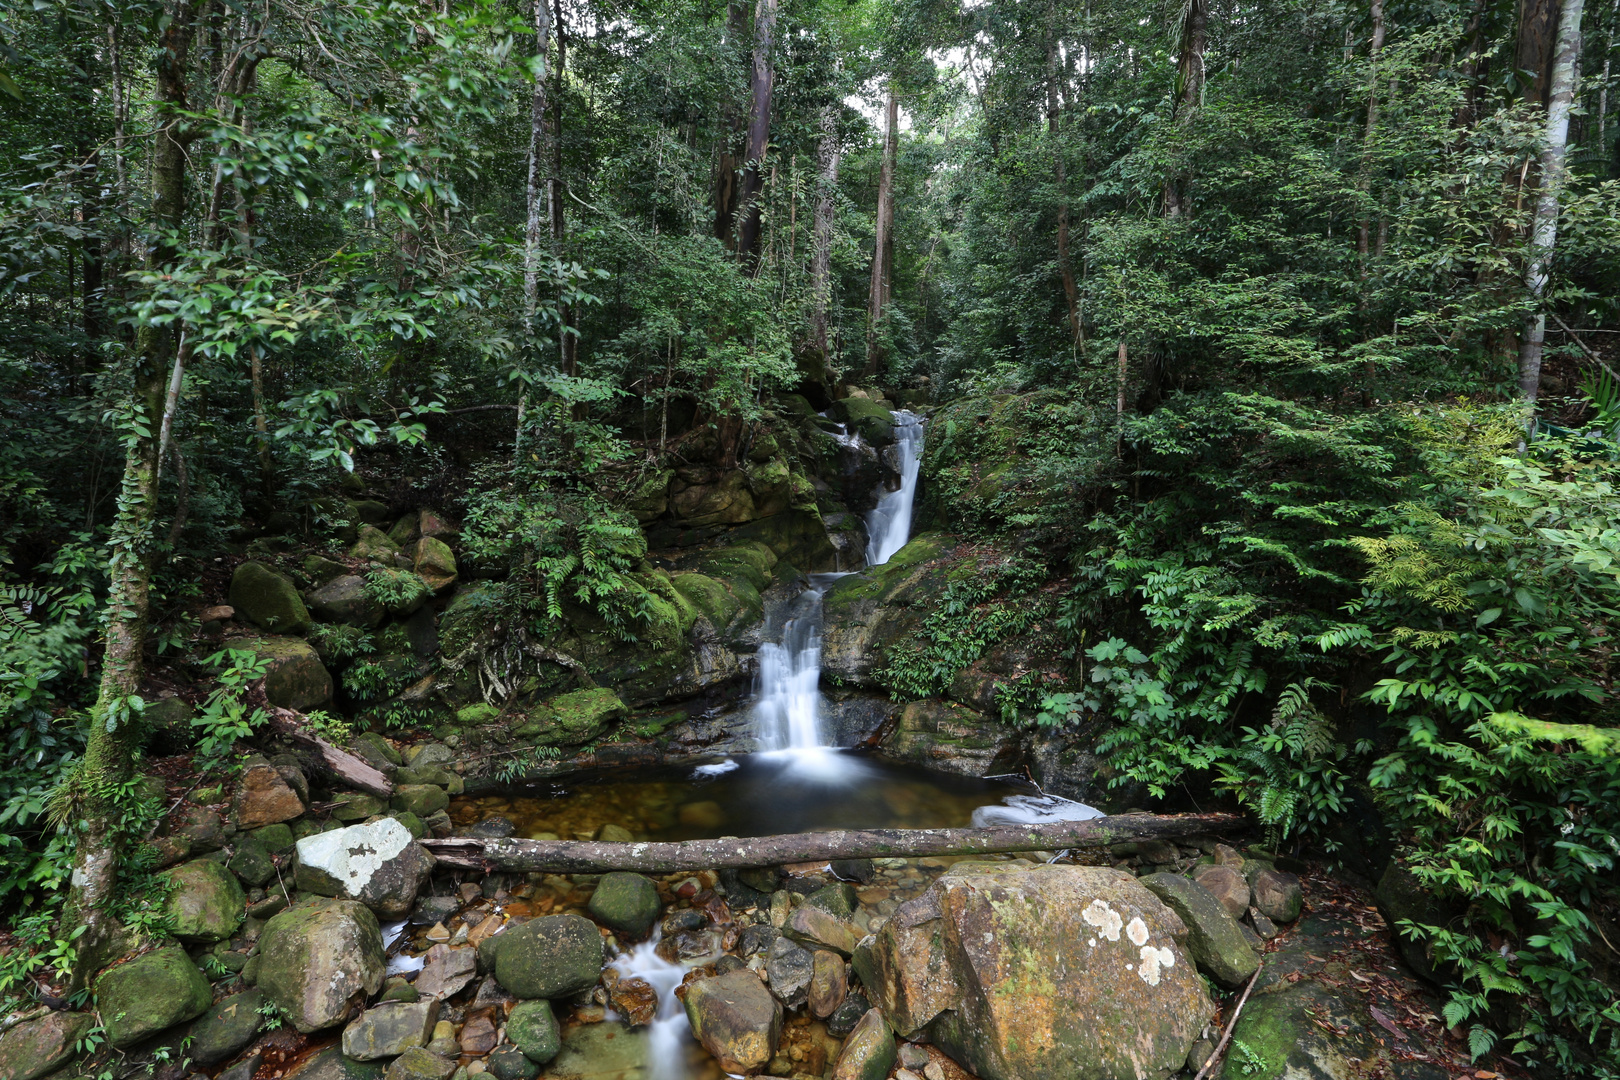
(458, 1009), (497, 1055)
(784, 904), (858, 957)
(1192, 863), (1250, 920)
(607, 973), (659, 1027)
(1251, 867), (1303, 923)
(683, 970), (782, 1074)
(808, 950), (847, 1019)
(415, 945), (478, 1000)
(233, 761), (305, 828)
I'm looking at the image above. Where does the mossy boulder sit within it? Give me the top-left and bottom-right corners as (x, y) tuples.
(670, 468), (757, 527)
(230, 561), (312, 635)
(820, 532), (957, 687)
(391, 784), (449, 817)
(683, 970), (782, 1074)
(587, 872), (660, 937)
(95, 945), (214, 1049)
(413, 537), (458, 594)
(437, 584), (496, 661)
(188, 988), (267, 1065)
(257, 898), (385, 1032)
(670, 572), (746, 632)
(513, 688), (627, 747)
(506, 1000), (561, 1065)
(228, 837), (277, 886)
(1139, 872), (1261, 989)
(350, 525), (400, 562)
(830, 396), (896, 445)
(163, 857), (247, 942)
(236, 634), (333, 711)
(627, 469), (674, 523)
(307, 574), (386, 629)
(730, 507), (839, 573)
(492, 914), (605, 1000)
(884, 698), (1022, 778)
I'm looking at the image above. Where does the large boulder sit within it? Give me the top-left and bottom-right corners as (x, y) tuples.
(258, 898), (386, 1032)
(512, 688), (628, 747)
(295, 818), (436, 919)
(820, 534), (957, 688)
(413, 538), (458, 594)
(829, 396), (897, 445)
(492, 915), (604, 1000)
(683, 970), (783, 1074)
(230, 560), (312, 635)
(0, 1010), (94, 1080)
(1139, 872), (1261, 990)
(1192, 863), (1251, 920)
(587, 872), (660, 937)
(1250, 866), (1303, 924)
(863, 863), (1213, 1080)
(234, 757), (307, 827)
(307, 574), (386, 629)
(236, 635), (333, 711)
(286, 1046), (387, 1080)
(161, 857), (246, 943)
(188, 988), (268, 1065)
(95, 945), (214, 1049)
(342, 1000), (440, 1060)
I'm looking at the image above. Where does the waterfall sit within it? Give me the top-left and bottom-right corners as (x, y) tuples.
(752, 407), (924, 758)
(610, 931), (699, 1080)
(864, 409), (925, 566)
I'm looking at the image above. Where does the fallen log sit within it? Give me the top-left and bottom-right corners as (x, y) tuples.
(421, 811), (1242, 874)
(266, 709), (394, 798)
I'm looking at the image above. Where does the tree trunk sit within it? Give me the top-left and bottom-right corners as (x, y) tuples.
(1519, 0), (1587, 403)
(810, 102), (841, 376)
(863, 85), (898, 379)
(523, 0), (552, 328)
(1048, 46), (1081, 343)
(713, 2), (748, 248)
(1519, 0), (1562, 106)
(422, 811), (1243, 874)
(736, 0), (778, 268)
(61, 0), (199, 988)
(551, 0), (576, 378)
(1357, 0), (1387, 262)
(1164, 0), (1208, 218)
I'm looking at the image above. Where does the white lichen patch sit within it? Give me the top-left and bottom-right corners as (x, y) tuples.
(296, 818), (413, 894)
(1126, 916), (1149, 946)
(1136, 945), (1177, 987)
(1082, 899), (1123, 941)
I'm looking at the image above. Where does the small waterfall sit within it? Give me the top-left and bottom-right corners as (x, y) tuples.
(610, 931), (697, 1080)
(864, 410), (925, 566)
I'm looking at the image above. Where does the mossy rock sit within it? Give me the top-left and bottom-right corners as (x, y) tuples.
(670, 573), (746, 633)
(230, 561), (312, 636)
(691, 541), (777, 594)
(829, 397), (896, 445)
(438, 584), (496, 660)
(730, 508), (838, 574)
(493, 914), (605, 1000)
(819, 533), (958, 688)
(587, 873), (660, 937)
(456, 702), (500, 726)
(628, 469), (674, 523)
(350, 525), (400, 562)
(514, 688), (628, 747)
(236, 635), (334, 711)
(507, 1000), (561, 1065)
(95, 945), (213, 1049)
(413, 537), (458, 594)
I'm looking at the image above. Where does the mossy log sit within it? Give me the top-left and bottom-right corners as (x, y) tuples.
(422, 811), (1241, 873)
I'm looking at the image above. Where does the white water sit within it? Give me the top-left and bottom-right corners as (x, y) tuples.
(864, 410), (925, 566)
(610, 931), (703, 1080)
(972, 793), (1105, 828)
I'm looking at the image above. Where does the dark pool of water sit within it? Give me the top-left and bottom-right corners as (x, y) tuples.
(451, 751), (1037, 842)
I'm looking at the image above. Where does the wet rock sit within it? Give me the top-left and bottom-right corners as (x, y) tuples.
(507, 999), (561, 1064)
(257, 898), (386, 1032)
(353, 731), (402, 771)
(867, 864), (1213, 1080)
(606, 974), (660, 1026)
(544, 1022), (646, 1078)
(1251, 867), (1303, 924)
(830, 858), (875, 885)
(307, 575), (386, 629)
(221, 1052), (264, 1080)
(738, 924), (777, 957)
(228, 836), (276, 888)
(343, 1000), (439, 1060)
(286, 1046), (386, 1080)
(785, 903), (858, 957)
(1249, 908), (1280, 940)
(489, 1046), (539, 1080)
(588, 872), (661, 937)
(410, 894), (460, 926)
(1193, 863), (1251, 920)
(1139, 872), (1261, 989)
(96, 945), (214, 1049)
(382, 1047), (456, 1080)
(809, 950), (848, 1018)
(463, 815), (517, 839)
(0, 1009), (94, 1080)
(230, 561), (312, 635)
(898, 1042), (929, 1070)
(162, 857), (246, 942)
(294, 817), (436, 919)
(234, 758), (307, 828)
(331, 793), (389, 822)
(804, 882), (858, 919)
(391, 784), (449, 817)
(415, 944), (478, 999)
(831, 1008), (896, 1080)
(187, 988), (267, 1064)
(493, 914), (605, 1000)
(413, 537), (458, 594)
(827, 990), (870, 1038)
(765, 935), (815, 1008)
(663, 909), (708, 934)
(683, 970), (783, 1074)
(597, 823), (634, 842)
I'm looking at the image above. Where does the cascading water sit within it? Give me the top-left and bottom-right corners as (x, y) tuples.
(865, 409), (925, 566)
(610, 931), (706, 1080)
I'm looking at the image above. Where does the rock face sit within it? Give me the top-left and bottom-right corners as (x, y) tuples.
(234, 758), (307, 827)
(820, 534), (955, 689)
(1139, 873), (1261, 990)
(492, 914), (605, 1000)
(862, 863), (1213, 1080)
(832, 1008), (896, 1080)
(587, 872), (660, 936)
(162, 857), (246, 942)
(230, 560), (312, 634)
(307, 574), (386, 628)
(188, 988), (267, 1065)
(95, 945), (214, 1049)
(295, 818), (436, 918)
(0, 1009), (94, 1080)
(343, 1000), (440, 1060)
(258, 898), (386, 1032)
(683, 970), (783, 1074)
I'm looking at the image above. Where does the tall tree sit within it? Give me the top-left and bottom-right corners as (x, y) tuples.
(1163, 0), (1207, 219)
(713, 1), (749, 247)
(1520, 0), (1587, 402)
(737, 0), (778, 267)
(810, 100), (842, 373)
(864, 84), (897, 378)
(1049, 40), (1080, 343)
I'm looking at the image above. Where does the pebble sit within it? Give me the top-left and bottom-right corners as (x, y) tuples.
(899, 1043), (929, 1069)
(897, 1071), (922, 1080)
(924, 1065), (946, 1080)
(426, 922), (450, 943)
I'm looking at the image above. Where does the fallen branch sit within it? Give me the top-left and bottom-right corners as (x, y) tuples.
(266, 709), (394, 798)
(1193, 960), (1264, 1080)
(421, 811), (1242, 873)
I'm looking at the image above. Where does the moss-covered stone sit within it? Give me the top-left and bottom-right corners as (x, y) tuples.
(513, 688), (628, 747)
(587, 872), (660, 937)
(227, 837), (276, 888)
(163, 857), (247, 942)
(819, 533), (957, 688)
(0, 1009), (94, 1080)
(350, 525), (400, 562)
(391, 784), (449, 817)
(230, 561), (312, 635)
(507, 1000), (561, 1065)
(188, 988), (267, 1065)
(412, 537), (457, 594)
(730, 507), (838, 573)
(493, 914), (605, 1000)
(670, 573), (745, 632)
(307, 574), (386, 629)
(627, 469), (674, 523)
(235, 634), (334, 711)
(456, 702), (499, 726)
(253, 822), (296, 854)
(257, 898), (385, 1033)
(96, 945), (214, 1049)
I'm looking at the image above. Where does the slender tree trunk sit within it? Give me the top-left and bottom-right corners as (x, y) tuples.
(713, 2), (748, 247)
(1519, 0), (1562, 106)
(1164, 0), (1208, 218)
(737, 0), (778, 268)
(1357, 0), (1387, 263)
(522, 0), (551, 328)
(810, 102), (841, 377)
(863, 85), (898, 379)
(1048, 47), (1081, 343)
(1600, 0), (1617, 163)
(1519, 0), (1587, 403)
(62, 0), (199, 988)
(552, 0), (576, 378)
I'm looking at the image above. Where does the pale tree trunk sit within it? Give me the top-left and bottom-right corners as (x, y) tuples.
(736, 0), (778, 267)
(810, 102), (841, 377)
(518, 0), (551, 439)
(1520, 0), (1587, 403)
(62, 0), (199, 989)
(1048, 45), (1080, 344)
(552, 0), (576, 378)
(1164, 0), (1207, 218)
(863, 85), (897, 379)
(1357, 0), (1386, 263)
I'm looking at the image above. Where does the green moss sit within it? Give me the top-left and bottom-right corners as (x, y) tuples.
(457, 702), (499, 726)
(515, 688), (629, 746)
(670, 573), (745, 630)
